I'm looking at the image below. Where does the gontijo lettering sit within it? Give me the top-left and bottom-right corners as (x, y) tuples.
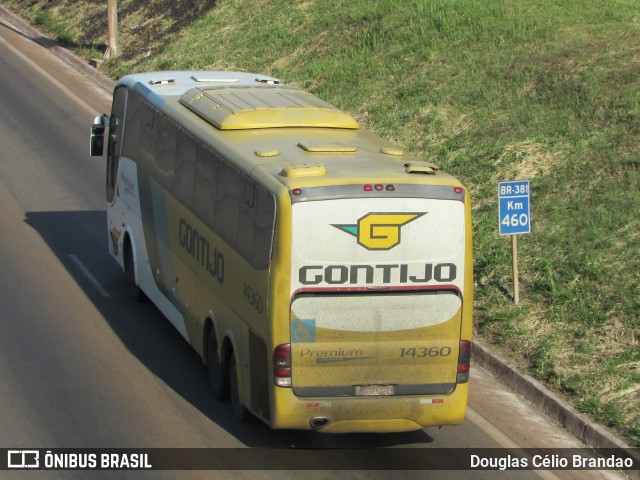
(178, 218), (224, 284)
(299, 262), (457, 285)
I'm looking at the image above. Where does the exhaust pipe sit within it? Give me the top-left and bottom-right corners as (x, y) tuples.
(309, 416), (330, 430)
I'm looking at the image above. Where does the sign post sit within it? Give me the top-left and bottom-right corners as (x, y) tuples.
(498, 180), (531, 304)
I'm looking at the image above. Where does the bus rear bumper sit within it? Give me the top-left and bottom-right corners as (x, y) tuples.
(270, 383), (469, 433)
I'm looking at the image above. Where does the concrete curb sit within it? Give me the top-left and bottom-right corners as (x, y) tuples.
(473, 341), (639, 479)
(0, 4), (114, 94)
(1, 3), (638, 477)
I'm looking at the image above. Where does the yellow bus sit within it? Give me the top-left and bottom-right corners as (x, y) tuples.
(90, 71), (473, 433)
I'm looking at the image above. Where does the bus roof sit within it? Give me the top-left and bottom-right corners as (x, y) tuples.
(116, 71), (460, 190)
(117, 71), (284, 96)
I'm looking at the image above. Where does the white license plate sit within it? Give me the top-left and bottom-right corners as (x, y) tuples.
(356, 385), (394, 396)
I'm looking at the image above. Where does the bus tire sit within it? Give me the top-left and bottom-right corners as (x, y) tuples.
(125, 239), (146, 303)
(229, 354), (251, 422)
(207, 330), (229, 400)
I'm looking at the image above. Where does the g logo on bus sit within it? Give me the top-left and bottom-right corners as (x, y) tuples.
(333, 213), (425, 250)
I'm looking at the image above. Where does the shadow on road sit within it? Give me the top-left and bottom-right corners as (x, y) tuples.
(24, 210), (435, 449)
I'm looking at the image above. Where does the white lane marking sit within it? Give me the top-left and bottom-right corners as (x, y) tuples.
(466, 407), (562, 480)
(68, 254), (110, 298)
(0, 33), (99, 115)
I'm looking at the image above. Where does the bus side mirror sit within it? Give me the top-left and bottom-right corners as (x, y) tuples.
(90, 114), (109, 156)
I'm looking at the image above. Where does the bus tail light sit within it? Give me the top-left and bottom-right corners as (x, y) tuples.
(457, 340), (471, 383)
(273, 344), (292, 387)
(363, 184), (396, 192)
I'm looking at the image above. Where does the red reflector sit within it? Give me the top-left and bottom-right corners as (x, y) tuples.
(459, 340), (471, 358)
(273, 344), (291, 367)
(274, 366), (292, 377)
(291, 188), (302, 196)
(458, 363), (470, 374)
(386, 185), (395, 191)
(454, 187), (464, 195)
(363, 184), (373, 191)
(374, 184), (384, 191)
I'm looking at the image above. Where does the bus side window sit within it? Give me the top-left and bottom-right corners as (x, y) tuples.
(237, 178), (256, 262)
(173, 129), (196, 210)
(138, 103), (157, 175)
(122, 91), (142, 164)
(238, 180), (275, 270)
(214, 162), (241, 246)
(193, 145), (218, 228)
(253, 189), (275, 269)
(156, 114), (176, 190)
(106, 87), (127, 203)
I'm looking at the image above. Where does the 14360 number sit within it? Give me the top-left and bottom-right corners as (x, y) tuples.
(400, 347), (452, 358)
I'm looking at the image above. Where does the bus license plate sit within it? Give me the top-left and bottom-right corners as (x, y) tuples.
(356, 385), (394, 396)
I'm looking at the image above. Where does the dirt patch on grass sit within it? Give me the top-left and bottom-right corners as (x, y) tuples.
(494, 141), (560, 181)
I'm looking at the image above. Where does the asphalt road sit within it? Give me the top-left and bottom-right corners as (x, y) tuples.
(0, 15), (625, 480)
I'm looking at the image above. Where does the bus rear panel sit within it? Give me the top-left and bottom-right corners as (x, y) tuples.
(273, 188), (471, 432)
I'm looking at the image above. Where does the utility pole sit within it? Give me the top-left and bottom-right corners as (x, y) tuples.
(105, 0), (119, 58)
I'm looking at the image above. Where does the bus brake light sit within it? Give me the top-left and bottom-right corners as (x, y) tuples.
(457, 340), (471, 383)
(363, 184), (396, 192)
(273, 344), (292, 387)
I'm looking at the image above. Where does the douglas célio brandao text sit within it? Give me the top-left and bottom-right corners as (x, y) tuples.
(470, 453), (635, 470)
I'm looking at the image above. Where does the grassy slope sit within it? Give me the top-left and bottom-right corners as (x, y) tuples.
(5, 0), (638, 445)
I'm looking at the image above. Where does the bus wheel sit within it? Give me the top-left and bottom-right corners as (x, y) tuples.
(229, 354), (251, 422)
(207, 330), (229, 400)
(125, 242), (146, 302)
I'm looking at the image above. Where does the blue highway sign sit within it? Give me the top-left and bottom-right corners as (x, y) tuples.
(498, 180), (531, 236)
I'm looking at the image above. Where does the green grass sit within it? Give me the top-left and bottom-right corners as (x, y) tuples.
(32, 9), (72, 45)
(4, 0), (639, 446)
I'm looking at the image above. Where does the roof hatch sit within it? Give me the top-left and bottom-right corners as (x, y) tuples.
(297, 142), (357, 153)
(179, 87), (359, 130)
(190, 75), (240, 83)
(404, 161), (440, 175)
(281, 163), (327, 178)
